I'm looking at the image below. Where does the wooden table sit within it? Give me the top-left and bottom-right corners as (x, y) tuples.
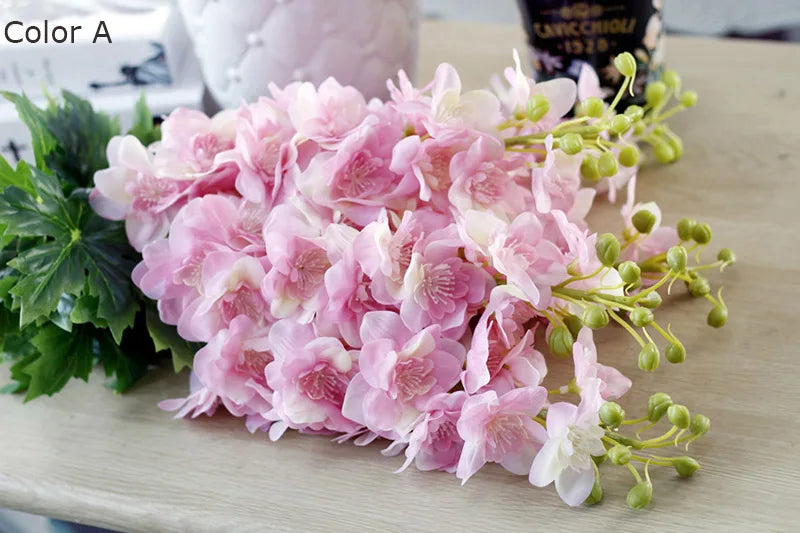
(2, 20), (799, 532)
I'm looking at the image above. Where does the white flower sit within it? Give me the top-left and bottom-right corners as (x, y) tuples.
(529, 391), (606, 506)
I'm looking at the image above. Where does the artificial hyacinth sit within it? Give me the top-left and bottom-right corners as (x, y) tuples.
(92, 51), (731, 508)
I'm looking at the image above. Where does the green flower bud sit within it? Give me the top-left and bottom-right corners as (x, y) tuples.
(559, 132), (584, 155)
(676, 218), (697, 241)
(688, 276), (710, 297)
(717, 247), (736, 265)
(582, 97), (605, 118)
(619, 145), (640, 167)
(614, 52), (637, 78)
(692, 222), (712, 244)
(564, 314), (584, 338)
(585, 474), (604, 505)
(618, 261), (641, 285)
(645, 81), (667, 106)
(548, 325), (574, 358)
(638, 291), (662, 309)
(566, 260), (582, 276)
(667, 134), (684, 160)
(673, 456), (700, 478)
(638, 343), (660, 372)
(632, 209), (656, 234)
(526, 94), (550, 122)
(632, 120), (647, 135)
(679, 90), (698, 107)
(707, 305), (728, 328)
(667, 404), (691, 429)
(580, 156), (601, 182)
(599, 401), (625, 428)
(662, 69), (681, 91)
(624, 105), (644, 121)
(654, 141), (676, 163)
(609, 114), (633, 135)
(608, 444), (632, 465)
(629, 307), (654, 327)
(665, 341), (686, 364)
(598, 152), (619, 177)
(626, 481), (653, 510)
(582, 305), (609, 329)
(595, 233), (621, 267)
(666, 245), (688, 272)
(690, 414), (711, 436)
(647, 392), (672, 422)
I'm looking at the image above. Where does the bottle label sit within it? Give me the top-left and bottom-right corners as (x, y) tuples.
(517, 0), (664, 103)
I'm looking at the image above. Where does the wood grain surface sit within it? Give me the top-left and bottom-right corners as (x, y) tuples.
(1, 20), (799, 533)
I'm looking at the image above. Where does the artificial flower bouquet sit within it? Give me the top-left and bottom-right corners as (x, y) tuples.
(0, 51), (733, 508)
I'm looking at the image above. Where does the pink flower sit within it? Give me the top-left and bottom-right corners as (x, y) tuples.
(265, 319), (359, 437)
(297, 116), (417, 226)
(573, 327), (631, 402)
(456, 386), (548, 482)
(154, 108), (237, 176)
(390, 131), (472, 212)
(159, 372), (220, 419)
(91, 135), (189, 251)
(288, 77), (368, 148)
(354, 209), (450, 305)
(426, 63), (501, 136)
(529, 391), (605, 506)
(460, 209), (567, 308)
(386, 69), (432, 134)
(342, 311), (466, 438)
(449, 135), (529, 218)
(390, 391), (467, 473)
(493, 50), (577, 130)
(192, 315), (273, 419)
(464, 285), (546, 394)
(531, 136), (596, 222)
(318, 250), (385, 348)
(577, 63), (609, 102)
(218, 97), (298, 205)
(178, 250), (268, 342)
(400, 225), (492, 334)
(261, 203), (331, 320)
(132, 194), (267, 325)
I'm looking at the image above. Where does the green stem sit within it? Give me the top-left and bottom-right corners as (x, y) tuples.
(605, 76), (631, 117)
(626, 463), (643, 483)
(622, 416), (649, 425)
(607, 308), (646, 347)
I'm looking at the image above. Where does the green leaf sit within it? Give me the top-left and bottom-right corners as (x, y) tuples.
(2, 92), (57, 171)
(97, 331), (147, 393)
(0, 167), (137, 334)
(23, 323), (94, 401)
(128, 93), (161, 146)
(0, 180), (74, 238)
(48, 294), (76, 332)
(69, 293), (105, 326)
(42, 91), (121, 189)
(80, 214), (138, 342)
(146, 306), (197, 372)
(0, 157), (34, 195)
(0, 273), (17, 301)
(8, 241), (86, 326)
(2, 351), (38, 394)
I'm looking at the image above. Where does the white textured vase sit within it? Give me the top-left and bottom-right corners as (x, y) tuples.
(178, 0), (419, 108)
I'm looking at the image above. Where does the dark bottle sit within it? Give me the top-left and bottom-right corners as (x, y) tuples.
(516, 0), (664, 105)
